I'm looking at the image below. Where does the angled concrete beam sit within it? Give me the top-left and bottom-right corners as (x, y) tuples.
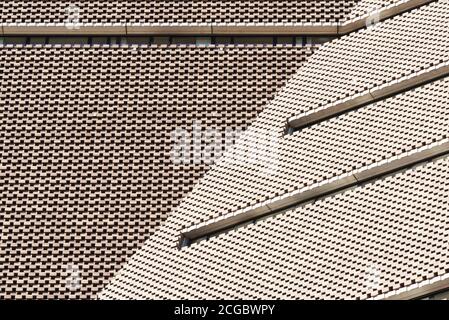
(338, 0), (435, 34)
(182, 175), (357, 241)
(181, 141), (449, 245)
(2, 24), (126, 35)
(288, 62), (449, 131)
(354, 142), (449, 182)
(383, 276), (449, 300)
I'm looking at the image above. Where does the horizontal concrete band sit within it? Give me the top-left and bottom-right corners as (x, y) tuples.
(0, 24), (337, 36)
(181, 141), (449, 243)
(288, 62), (449, 131)
(0, 0), (434, 36)
(383, 276), (449, 300)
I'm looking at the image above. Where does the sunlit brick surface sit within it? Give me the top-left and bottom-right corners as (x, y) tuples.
(0, 1), (358, 24)
(101, 1), (449, 300)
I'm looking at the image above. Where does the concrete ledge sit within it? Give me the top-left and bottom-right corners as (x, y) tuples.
(288, 92), (373, 130)
(354, 141), (449, 182)
(384, 276), (449, 300)
(267, 175), (357, 212)
(181, 141), (449, 245)
(3, 24), (126, 35)
(0, 23), (339, 36)
(127, 25), (212, 35)
(288, 62), (449, 132)
(183, 204), (271, 240)
(339, 0), (435, 34)
(211, 25), (338, 35)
